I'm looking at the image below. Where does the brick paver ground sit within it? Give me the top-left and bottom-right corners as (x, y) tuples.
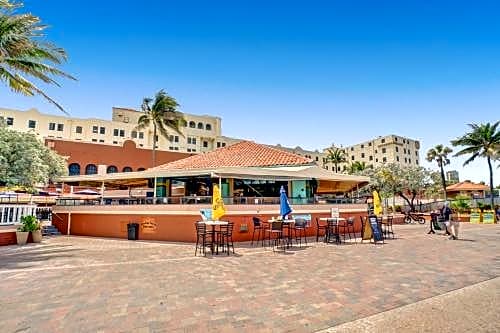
(0, 223), (499, 332)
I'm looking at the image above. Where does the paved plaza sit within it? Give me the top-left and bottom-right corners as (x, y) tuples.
(0, 223), (499, 332)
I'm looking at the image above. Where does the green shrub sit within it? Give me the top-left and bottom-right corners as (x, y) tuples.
(19, 215), (39, 232)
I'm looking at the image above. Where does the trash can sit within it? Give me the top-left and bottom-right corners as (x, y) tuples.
(127, 223), (139, 240)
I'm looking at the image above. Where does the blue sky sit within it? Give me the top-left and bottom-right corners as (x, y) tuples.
(2, 1), (499, 184)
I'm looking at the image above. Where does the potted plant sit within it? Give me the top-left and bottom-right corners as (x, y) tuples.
(451, 195), (471, 222)
(16, 216), (31, 245)
(31, 218), (43, 243)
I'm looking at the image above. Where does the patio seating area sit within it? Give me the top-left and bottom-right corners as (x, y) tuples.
(0, 223), (498, 332)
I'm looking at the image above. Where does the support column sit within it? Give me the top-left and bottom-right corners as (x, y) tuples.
(67, 212), (71, 235)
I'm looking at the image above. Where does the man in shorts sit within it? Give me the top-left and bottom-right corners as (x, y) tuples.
(442, 202), (459, 240)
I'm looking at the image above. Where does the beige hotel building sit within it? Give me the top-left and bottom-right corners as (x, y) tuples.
(0, 107), (420, 171)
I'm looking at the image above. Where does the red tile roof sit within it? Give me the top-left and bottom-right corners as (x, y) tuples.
(151, 141), (313, 171)
(446, 181), (489, 192)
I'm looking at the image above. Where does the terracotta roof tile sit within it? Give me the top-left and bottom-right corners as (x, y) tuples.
(151, 141), (313, 171)
(446, 181), (489, 191)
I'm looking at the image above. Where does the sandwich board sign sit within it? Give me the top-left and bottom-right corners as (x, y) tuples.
(368, 215), (383, 243)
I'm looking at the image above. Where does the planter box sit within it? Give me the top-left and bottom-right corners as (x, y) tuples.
(32, 230), (42, 243)
(16, 231), (29, 245)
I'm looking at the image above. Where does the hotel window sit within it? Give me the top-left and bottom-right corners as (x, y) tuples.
(6, 117), (14, 125)
(85, 164), (97, 175)
(113, 129), (119, 136)
(416, 160), (419, 165)
(75, 126), (83, 134)
(350, 147), (354, 151)
(375, 158), (378, 162)
(381, 138), (385, 143)
(351, 156), (354, 161)
(119, 129), (125, 137)
(154, 135), (158, 142)
(174, 147), (179, 151)
(369, 156), (373, 161)
(217, 142), (221, 148)
(407, 150), (411, 155)
(396, 156), (400, 162)
(405, 158), (407, 163)
(360, 144), (364, 148)
(409, 159), (411, 163)
(187, 137), (196, 145)
(203, 141), (208, 148)
(131, 131), (137, 138)
(361, 153), (365, 158)
(189, 121), (196, 128)
(49, 122), (56, 130)
(197, 122), (203, 129)
(106, 165), (118, 174)
(68, 163), (81, 176)
(100, 127), (105, 134)
(315, 156), (319, 161)
(92, 139), (97, 142)
(92, 126), (98, 133)
(205, 124), (212, 131)
(222, 143), (226, 147)
(57, 123), (64, 131)
(113, 141), (118, 144)
(28, 120), (36, 129)
(415, 151), (419, 156)
(383, 157), (387, 163)
(382, 148), (386, 154)
(138, 132), (144, 139)
(138, 167), (146, 171)
(174, 136), (179, 142)
(395, 147), (399, 152)
(99, 139), (104, 143)
(123, 166), (132, 172)
(375, 149), (378, 153)
(187, 148), (191, 152)
(169, 146), (174, 150)
(169, 135), (174, 142)
(368, 142), (372, 146)
(403, 148), (407, 154)
(325, 166), (328, 170)
(403, 139), (406, 143)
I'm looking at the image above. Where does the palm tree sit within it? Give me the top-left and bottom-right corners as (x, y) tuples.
(348, 161), (369, 174)
(136, 90), (184, 167)
(451, 121), (500, 208)
(0, 1), (76, 114)
(326, 148), (346, 173)
(426, 144), (453, 201)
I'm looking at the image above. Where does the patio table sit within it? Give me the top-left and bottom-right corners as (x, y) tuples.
(267, 219), (295, 247)
(200, 220), (229, 254)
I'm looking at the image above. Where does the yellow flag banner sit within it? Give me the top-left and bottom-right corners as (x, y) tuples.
(212, 184), (226, 221)
(373, 190), (383, 216)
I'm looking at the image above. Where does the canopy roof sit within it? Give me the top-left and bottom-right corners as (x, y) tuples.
(58, 141), (369, 192)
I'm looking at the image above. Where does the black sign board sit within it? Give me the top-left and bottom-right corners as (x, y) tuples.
(369, 215), (383, 243)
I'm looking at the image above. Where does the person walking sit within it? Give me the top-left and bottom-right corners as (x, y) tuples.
(442, 202), (459, 240)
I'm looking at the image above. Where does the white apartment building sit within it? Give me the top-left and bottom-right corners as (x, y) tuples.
(0, 107), (234, 154)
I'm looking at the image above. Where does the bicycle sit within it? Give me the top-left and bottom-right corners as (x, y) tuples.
(404, 212), (426, 224)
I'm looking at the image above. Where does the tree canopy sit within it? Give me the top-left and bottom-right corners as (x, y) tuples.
(0, 125), (67, 190)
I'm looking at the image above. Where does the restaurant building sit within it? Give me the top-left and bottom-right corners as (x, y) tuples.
(52, 141), (370, 242)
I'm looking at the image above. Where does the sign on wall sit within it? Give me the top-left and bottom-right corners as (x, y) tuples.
(331, 207), (340, 218)
(141, 217), (158, 233)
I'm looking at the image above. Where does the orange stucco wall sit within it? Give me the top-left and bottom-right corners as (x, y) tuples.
(52, 211), (369, 242)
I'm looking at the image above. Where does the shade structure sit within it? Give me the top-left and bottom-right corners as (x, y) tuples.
(280, 186), (292, 218)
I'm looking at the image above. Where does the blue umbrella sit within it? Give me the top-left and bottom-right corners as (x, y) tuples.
(279, 186), (292, 219)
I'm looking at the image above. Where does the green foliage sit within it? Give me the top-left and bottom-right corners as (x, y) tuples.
(451, 121), (500, 208)
(0, 0), (76, 113)
(325, 147), (347, 173)
(347, 161), (369, 175)
(0, 126), (67, 189)
(19, 214), (38, 232)
(451, 195), (470, 213)
(136, 90), (184, 167)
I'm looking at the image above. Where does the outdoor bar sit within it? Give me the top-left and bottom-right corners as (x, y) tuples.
(52, 141), (370, 242)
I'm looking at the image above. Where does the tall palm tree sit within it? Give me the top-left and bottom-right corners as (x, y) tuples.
(451, 121), (500, 208)
(136, 90), (184, 167)
(348, 161), (369, 174)
(0, 0), (76, 114)
(426, 144), (453, 201)
(326, 148), (346, 173)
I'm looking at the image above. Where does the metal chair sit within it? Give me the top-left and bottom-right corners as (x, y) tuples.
(265, 221), (284, 252)
(251, 217), (264, 246)
(194, 222), (211, 256)
(293, 218), (307, 246)
(316, 217), (328, 242)
(325, 218), (339, 244)
(346, 217), (356, 243)
(218, 222), (235, 255)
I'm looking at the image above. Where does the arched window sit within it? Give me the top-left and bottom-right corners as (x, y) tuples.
(205, 124), (212, 131)
(137, 167), (146, 171)
(122, 166), (132, 172)
(68, 163), (80, 176)
(189, 121), (196, 128)
(107, 165), (118, 173)
(85, 164), (97, 175)
(197, 122), (203, 129)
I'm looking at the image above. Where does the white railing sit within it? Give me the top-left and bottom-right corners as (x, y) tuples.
(0, 205), (37, 225)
